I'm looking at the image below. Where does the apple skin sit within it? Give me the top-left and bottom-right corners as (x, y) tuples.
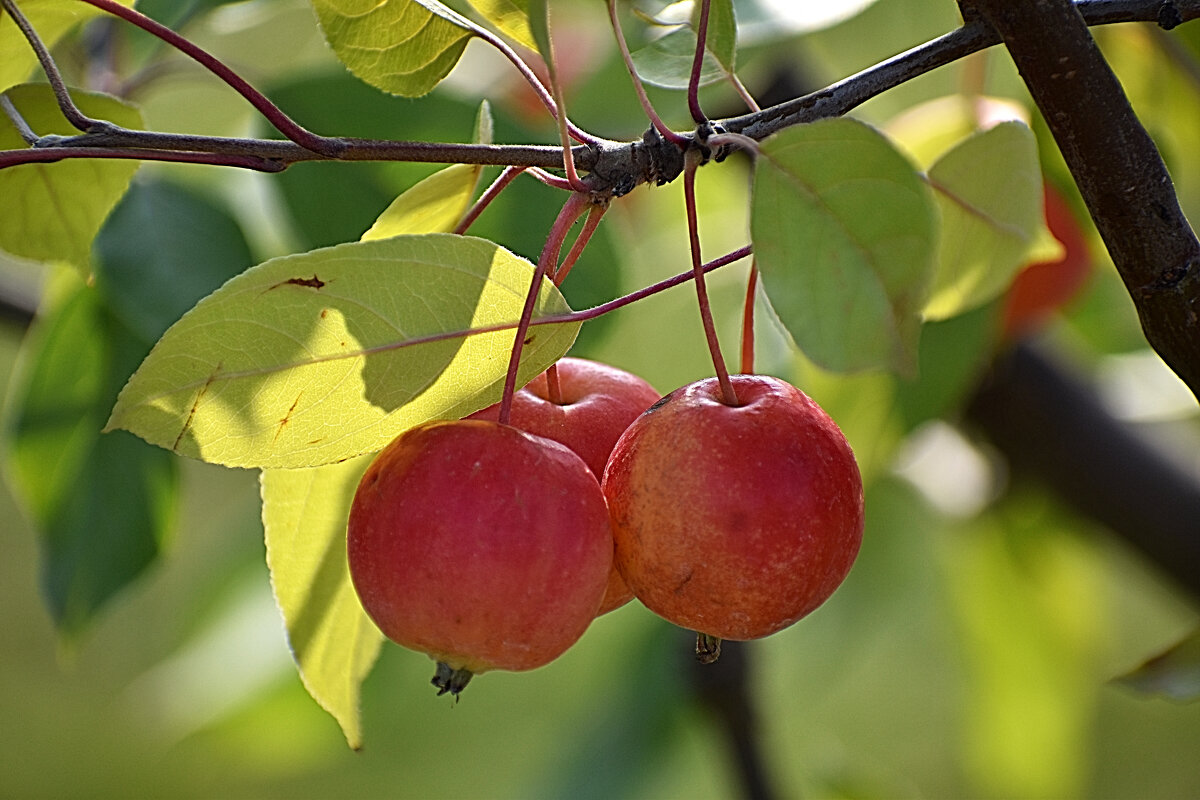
(469, 358), (662, 613)
(602, 375), (864, 641)
(347, 420), (612, 678)
(1001, 184), (1093, 338)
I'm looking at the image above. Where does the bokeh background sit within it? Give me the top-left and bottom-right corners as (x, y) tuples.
(2, 0), (1199, 797)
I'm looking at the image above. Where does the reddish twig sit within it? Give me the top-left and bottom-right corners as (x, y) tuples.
(497, 192), (592, 424)
(683, 151), (738, 405)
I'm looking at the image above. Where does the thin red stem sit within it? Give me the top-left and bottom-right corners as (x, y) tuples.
(455, 166), (524, 234)
(683, 153), (738, 405)
(553, 203), (607, 285)
(497, 192), (591, 424)
(0, 146), (285, 171)
(740, 262), (758, 375)
(688, 0), (712, 124)
(607, 0), (689, 147)
(471, 26), (600, 146)
(74, 0), (341, 156)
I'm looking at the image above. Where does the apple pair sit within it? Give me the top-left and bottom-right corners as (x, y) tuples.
(346, 358), (864, 695)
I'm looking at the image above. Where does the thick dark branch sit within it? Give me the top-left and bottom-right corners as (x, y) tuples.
(2, 0), (1196, 197)
(721, 0), (1200, 140)
(966, 0), (1200, 403)
(968, 341), (1200, 601)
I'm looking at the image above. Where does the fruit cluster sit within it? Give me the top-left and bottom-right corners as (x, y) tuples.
(347, 358), (864, 695)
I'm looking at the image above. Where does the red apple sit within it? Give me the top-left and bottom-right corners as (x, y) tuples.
(347, 419), (612, 695)
(469, 357), (661, 613)
(602, 375), (864, 642)
(1001, 183), (1093, 338)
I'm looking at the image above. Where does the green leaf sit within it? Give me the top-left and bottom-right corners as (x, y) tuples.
(751, 118), (937, 374)
(309, 0), (480, 97)
(1116, 626), (1200, 702)
(526, 0), (552, 72)
(699, 0), (737, 75)
(922, 121), (1052, 321)
(361, 165), (479, 241)
(261, 456), (383, 749)
(106, 234), (580, 469)
(0, 83), (142, 271)
(631, 27), (725, 90)
(3, 271), (177, 636)
(0, 0), (136, 93)
(360, 101), (491, 241)
(467, 0), (536, 51)
(93, 179), (254, 343)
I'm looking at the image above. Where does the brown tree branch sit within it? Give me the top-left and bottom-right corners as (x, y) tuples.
(963, 0), (1200, 403)
(4, 0), (1195, 197)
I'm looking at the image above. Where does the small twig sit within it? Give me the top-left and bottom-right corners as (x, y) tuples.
(73, 0), (341, 155)
(0, 94), (39, 145)
(497, 192), (592, 424)
(470, 25), (600, 147)
(0, 145), (285, 171)
(2, 0), (101, 131)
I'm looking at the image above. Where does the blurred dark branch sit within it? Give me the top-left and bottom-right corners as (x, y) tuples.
(968, 341), (1200, 601)
(684, 634), (778, 800)
(963, 0), (1200, 403)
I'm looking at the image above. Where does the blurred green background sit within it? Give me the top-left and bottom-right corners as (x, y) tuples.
(2, 0), (1200, 797)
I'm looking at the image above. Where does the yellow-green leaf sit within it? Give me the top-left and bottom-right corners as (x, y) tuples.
(309, 0), (479, 97)
(751, 118), (936, 374)
(106, 234), (579, 468)
(361, 165), (479, 240)
(0, 0), (136, 93)
(360, 101), (491, 240)
(923, 121), (1054, 321)
(0, 83), (142, 271)
(262, 456), (382, 750)
(467, 0), (536, 51)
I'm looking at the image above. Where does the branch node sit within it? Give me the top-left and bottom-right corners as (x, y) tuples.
(1157, 0), (1183, 29)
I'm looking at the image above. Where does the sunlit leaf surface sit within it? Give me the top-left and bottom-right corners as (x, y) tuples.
(261, 456), (382, 750)
(360, 102), (490, 240)
(923, 122), (1053, 321)
(751, 118), (936, 374)
(467, 0), (535, 51)
(107, 234), (579, 469)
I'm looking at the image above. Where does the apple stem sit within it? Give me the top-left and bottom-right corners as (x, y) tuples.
(545, 364), (564, 405)
(695, 633), (723, 664)
(498, 192), (591, 425)
(432, 662), (474, 697)
(740, 261), (758, 374)
(688, 0), (713, 124)
(684, 152), (739, 406)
